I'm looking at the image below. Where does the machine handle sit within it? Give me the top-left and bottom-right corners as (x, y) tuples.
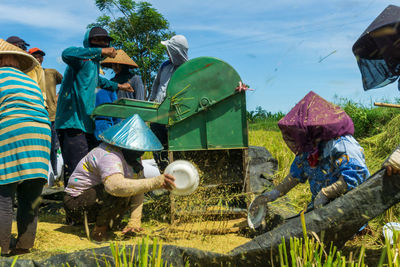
(374, 102), (400, 108)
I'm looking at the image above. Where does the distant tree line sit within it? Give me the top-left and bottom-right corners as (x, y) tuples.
(247, 106), (285, 123)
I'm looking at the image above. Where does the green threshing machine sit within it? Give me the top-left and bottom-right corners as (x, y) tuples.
(93, 56), (250, 220)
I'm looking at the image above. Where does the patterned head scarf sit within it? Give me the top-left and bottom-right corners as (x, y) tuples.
(278, 91), (354, 155)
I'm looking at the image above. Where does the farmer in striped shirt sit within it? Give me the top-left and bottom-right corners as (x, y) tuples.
(0, 39), (51, 256)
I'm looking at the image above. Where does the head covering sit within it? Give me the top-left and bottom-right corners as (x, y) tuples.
(101, 49), (139, 68)
(6, 36), (30, 50)
(99, 114), (163, 151)
(161, 35), (189, 67)
(0, 39), (38, 73)
(28, 47), (45, 56)
(278, 91), (354, 155)
(88, 27), (113, 42)
(352, 5), (400, 90)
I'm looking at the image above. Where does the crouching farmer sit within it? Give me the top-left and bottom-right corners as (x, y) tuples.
(63, 114), (175, 241)
(249, 92), (370, 229)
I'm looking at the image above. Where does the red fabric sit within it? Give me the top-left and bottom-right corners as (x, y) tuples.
(307, 150), (319, 167)
(28, 47), (45, 56)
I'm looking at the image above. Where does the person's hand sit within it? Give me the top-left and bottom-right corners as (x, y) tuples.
(386, 165), (400, 176)
(118, 83), (134, 92)
(161, 174), (176, 190)
(122, 226), (144, 235)
(314, 191), (329, 208)
(260, 189), (280, 202)
(235, 81), (254, 92)
(101, 47), (117, 58)
(384, 147), (400, 176)
(247, 189), (279, 229)
(249, 189), (280, 211)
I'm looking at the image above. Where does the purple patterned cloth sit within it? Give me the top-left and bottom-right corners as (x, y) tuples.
(278, 91), (354, 155)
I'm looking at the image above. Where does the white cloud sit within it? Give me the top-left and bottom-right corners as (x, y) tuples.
(0, 1), (100, 34)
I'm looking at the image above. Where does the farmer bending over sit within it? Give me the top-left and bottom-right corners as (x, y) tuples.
(64, 114), (175, 241)
(250, 91), (370, 228)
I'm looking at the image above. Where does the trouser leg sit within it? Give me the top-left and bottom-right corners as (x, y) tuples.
(64, 184), (130, 228)
(94, 185), (130, 227)
(85, 132), (100, 151)
(50, 122), (59, 176)
(0, 183), (17, 255)
(57, 128), (90, 187)
(15, 179), (45, 250)
(64, 185), (101, 225)
(150, 123), (169, 172)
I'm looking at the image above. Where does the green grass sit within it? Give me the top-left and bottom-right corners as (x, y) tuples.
(248, 119), (281, 131)
(249, 128), (311, 210)
(247, 108), (400, 264)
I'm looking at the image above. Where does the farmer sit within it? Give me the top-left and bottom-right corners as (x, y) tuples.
(100, 49), (145, 100)
(94, 49), (145, 139)
(383, 146), (400, 175)
(250, 91), (370, 217)
(6, 36), (47, 104)
(149, 35), (189, 171)
(0, 39), (51, 255)
(55, 27), (133, 186)
(64, 114), (175, 241)
(29, 47), (63, 178)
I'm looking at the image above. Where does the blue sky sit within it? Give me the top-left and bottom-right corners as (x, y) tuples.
(1, 0), (399, 112)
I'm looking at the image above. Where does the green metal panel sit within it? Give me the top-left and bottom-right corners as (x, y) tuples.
(92, 56), (248, 151)
(93, 98), (170, 124)
(168, 113), (207, 151)
(115, 98), (160, 108)
(206, 93), (248, 149)
(167, 93), (248, 151)
(166, 57), (242, 125)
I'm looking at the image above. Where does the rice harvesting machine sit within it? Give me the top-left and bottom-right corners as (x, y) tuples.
(93, 56), (250, 221)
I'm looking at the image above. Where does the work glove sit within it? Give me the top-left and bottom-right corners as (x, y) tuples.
(250, 189), (280, 210)
(383, 145), (400, 176)
(313, 191), (329, 209)
(260, 189), (281, 203)
(248, 189), (280, 230)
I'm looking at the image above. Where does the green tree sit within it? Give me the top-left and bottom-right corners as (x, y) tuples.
(91, 0), (175, 98)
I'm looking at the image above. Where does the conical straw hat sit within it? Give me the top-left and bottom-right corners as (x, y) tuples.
(99, 114), (163, 151)
(101, 49), (139, 68)
(0, 39), (38, 73)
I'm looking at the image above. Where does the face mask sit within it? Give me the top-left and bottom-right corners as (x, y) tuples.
(121, 149), (144, 173)
(90, 43), (109, 48)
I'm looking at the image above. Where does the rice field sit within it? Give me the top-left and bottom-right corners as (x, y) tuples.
(11, 114), (400, 264)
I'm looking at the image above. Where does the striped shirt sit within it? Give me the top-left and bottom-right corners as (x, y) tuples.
(0, 67), (51, 185)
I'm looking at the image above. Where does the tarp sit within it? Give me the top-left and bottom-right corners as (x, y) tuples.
(4, 170), (400, 266)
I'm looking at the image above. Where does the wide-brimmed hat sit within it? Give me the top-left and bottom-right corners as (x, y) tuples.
(101, 49), (139, 68)
(0, 39), (38, 73)
(99, 114), (163, 151)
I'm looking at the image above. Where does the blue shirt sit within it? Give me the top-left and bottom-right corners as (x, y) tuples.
(94, 89), (121, 140)
(290, 135), (370, 200)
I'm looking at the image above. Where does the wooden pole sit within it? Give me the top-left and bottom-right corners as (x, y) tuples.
(374, 102), (400, 108)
